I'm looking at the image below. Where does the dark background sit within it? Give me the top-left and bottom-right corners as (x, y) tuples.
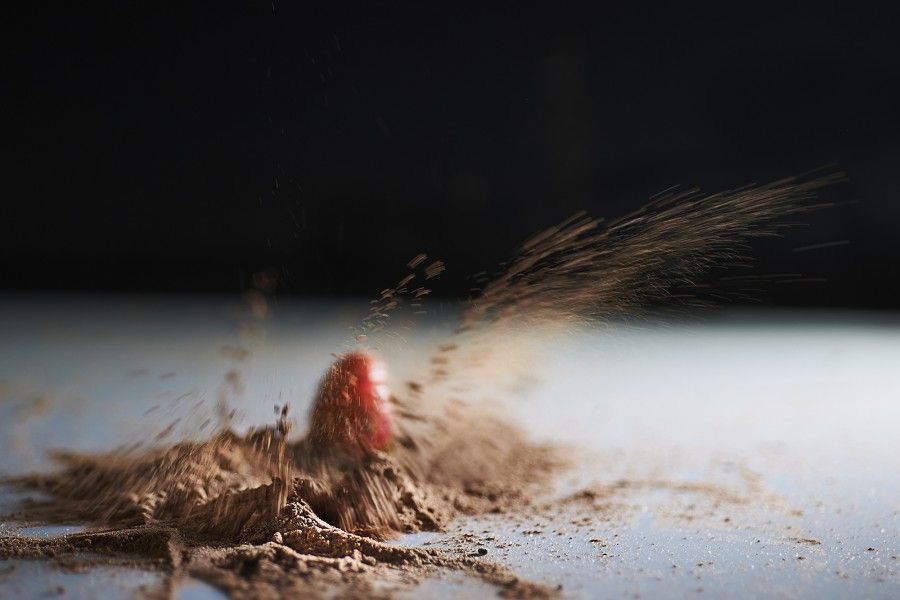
(4, 3), (899, 307)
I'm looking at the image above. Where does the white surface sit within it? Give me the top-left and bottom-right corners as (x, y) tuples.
(1, 295), (899, 598)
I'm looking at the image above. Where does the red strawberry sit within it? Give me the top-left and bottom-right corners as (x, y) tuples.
(308, 351), (394, 456)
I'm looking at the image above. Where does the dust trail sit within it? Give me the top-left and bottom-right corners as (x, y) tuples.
(401, 172), (843, 448)
(465, 174), (842, 328)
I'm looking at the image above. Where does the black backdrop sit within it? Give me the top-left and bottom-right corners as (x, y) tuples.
(5, 3), (899, 308)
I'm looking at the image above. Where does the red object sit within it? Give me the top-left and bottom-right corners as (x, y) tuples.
(308, 351), (394, 456)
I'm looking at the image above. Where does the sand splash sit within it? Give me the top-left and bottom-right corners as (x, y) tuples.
(0, 174), (839, 597)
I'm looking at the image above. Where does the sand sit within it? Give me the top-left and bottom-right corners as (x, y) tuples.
(0, 174), (841, 597)
(1, 396), (563, 598)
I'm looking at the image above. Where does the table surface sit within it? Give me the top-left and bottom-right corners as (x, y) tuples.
(1, 295), (899, 599)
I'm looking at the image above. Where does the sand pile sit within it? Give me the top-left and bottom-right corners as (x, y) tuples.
(1, 396), (562, 597)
